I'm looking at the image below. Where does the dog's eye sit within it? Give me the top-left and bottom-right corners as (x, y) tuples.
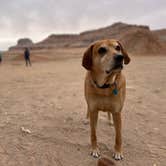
(98, 47), (107, 55)
(115, 45), (121, 51)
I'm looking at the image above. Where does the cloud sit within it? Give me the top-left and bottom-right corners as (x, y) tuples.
(0, 0), (166, 50)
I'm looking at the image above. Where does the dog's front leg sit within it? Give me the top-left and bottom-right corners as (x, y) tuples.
(112, 112), (123, 160)
(89, 110), (100, 158)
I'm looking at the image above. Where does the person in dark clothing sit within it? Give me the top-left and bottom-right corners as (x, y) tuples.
(24, 48), (31, 66)
(0, 52), (2, 64)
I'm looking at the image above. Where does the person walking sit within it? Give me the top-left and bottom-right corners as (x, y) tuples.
(24, 48), (31, 66)
(0, 52), (2, 64)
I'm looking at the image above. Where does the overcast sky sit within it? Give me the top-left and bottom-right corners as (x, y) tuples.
(0, 0), (166, 50)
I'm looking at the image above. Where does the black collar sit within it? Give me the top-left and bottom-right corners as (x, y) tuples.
(93, 80), (116, 89)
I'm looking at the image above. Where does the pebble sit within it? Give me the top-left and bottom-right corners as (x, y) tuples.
(98, 157), (116, 166)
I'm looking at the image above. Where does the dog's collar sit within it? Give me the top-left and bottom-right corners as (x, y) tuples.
(91, 77), (119, 95)
(93, 81), (115, 89)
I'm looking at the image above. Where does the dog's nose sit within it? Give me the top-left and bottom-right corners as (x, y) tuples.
(114, 54), (124, 61)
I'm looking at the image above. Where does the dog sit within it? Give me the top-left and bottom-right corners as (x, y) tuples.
(82, 39), (130, 160)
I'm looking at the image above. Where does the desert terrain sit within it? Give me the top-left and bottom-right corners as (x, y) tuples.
(0, 48), (166, 166)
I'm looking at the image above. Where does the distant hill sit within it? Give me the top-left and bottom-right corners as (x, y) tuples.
(9, 22), (166, 54)
(153, 29), (166, 42)
(9, 38), (33, 50)
(152, 29), (166, 52)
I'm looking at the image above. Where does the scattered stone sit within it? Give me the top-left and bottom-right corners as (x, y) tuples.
(21, 127), (31, 134)
(65, 117), (73, 123)
(137, 100), (142, 104)
(153, 128), (159, 131)
(153, 89), (161, 94)
(57, 96), (62, 99)
(73, 93), (76, 96)
(57, 106), (63, 110)
(83, 119), (89, 125)
(77, 147), (80, 151)
(98, 157), (116, 166)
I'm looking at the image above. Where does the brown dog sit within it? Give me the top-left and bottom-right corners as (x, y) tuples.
(82, 39), (130, 160)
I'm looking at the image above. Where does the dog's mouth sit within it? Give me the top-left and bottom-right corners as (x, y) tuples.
(105, 63), (123, 74)
(113, 63), (123, 70)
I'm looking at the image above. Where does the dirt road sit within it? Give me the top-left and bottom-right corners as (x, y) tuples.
(0, 55), (165, 166)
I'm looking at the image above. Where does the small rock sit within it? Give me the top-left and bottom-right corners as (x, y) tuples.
(137, 100), (142, 104)
(21, 127), (31, 134)
(58, 96), (62, 99)
(153, 128), (159, 131)
(98, 157), (115, 166)
(83, 119), (89, 125)
(153, 89), (160, 94)
(57, 106), (63, 110)
(65, 117), (73, 122)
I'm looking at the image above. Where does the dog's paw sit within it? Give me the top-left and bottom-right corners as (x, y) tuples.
(90, 148), (100, 158)
(108, 120), (114, 126)
(112, 152), (123, 160)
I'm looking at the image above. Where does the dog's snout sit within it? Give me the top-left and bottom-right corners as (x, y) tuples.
(114, 54), (124, 62)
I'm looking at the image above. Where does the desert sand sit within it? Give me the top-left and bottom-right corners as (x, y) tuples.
(0, 50), (166, 166)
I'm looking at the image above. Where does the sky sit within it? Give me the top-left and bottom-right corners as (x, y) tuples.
(0, 0), (166, 50)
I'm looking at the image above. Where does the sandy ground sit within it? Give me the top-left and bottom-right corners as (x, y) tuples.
(0, 53), (166, 166)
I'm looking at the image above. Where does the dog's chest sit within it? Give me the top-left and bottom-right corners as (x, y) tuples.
(85, 73), (126, 112)
(87, 92), (123, 113)
(97, 95), (121, 111)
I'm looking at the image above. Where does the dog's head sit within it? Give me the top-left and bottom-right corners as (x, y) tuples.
(82, 39), (130, 74)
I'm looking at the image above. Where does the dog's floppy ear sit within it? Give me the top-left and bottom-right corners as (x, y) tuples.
(82, 44), (94, 70)
(117, 41), (131, 65)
